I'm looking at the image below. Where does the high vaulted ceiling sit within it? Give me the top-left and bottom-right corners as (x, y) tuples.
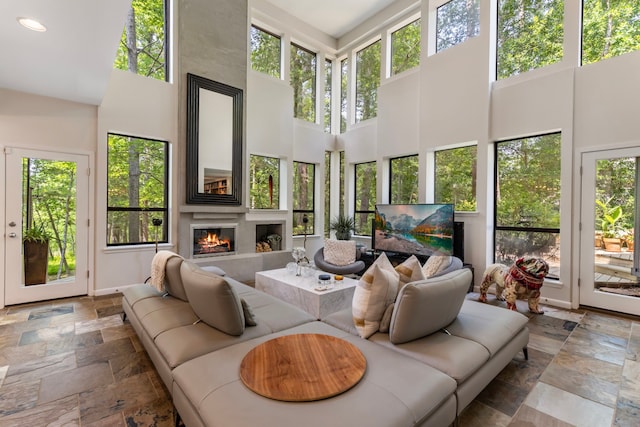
(0, 0), (398, 105)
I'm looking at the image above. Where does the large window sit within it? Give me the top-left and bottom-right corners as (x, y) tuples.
(355, 40), (381, 123)
(291, 43), (317, 122)
(340, 58), (348, 133)
(324, 152), (331, 237)
(435, 145), (478, 211)
(354, 162), (377, 235)
(497, 0), (564, 80)
(250, 155), (280, 209)
(293, 162), (315, 235)
(250, 25), (282, 78)
(107, 134), (168, 245)
(495, 133), (561, 276)
(114, 0), (168, 81)
(391, 19), (421, 75)
(324, 59), (333, 133)
(340, 151), (345, 217)
(436, 0), (480, 52)
(389, 155), (419, 204)
(582, 0), (640, 65)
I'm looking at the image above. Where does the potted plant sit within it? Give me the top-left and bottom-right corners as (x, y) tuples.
(596, 199), (624, 252)
(23, 224), (51, 285)
(329, 214), (355, 240)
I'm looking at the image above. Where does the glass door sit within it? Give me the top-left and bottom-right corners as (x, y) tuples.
(4, 148), (89, 305)
(580, 147), (640, 315)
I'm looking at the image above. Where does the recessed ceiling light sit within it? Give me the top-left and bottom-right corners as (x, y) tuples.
(17, 17), (47, 32)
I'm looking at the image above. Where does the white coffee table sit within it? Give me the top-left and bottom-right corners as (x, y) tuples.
(255, 268), (358, 319)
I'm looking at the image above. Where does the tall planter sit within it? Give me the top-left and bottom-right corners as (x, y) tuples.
(24, 240), (48, 285)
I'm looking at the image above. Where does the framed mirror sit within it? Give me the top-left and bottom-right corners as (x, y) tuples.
(186, 73), (243, 205)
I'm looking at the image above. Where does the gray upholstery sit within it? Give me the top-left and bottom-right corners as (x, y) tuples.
(164, 256), (188, 301)
(314, 247), (365, 275)
(123, 252), (530, 426)
(180, 261), (245, 336)
(389, 268), (472, 344)
(430, 255), (464, 277)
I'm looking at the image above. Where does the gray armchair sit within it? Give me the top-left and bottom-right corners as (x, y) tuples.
(314, 248), (365, 276)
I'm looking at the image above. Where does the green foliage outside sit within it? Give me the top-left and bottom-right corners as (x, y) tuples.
(436, 0), (480, 52)
(114, 0), (165, 80)
(107, 134), (167, 244)
(435, 146), (477, 211)
(324, 59), (332, 133)
(340, 59), (348, 133)
(495, 133), (561, 264)
(324, 152), (331, 237)
(583, 0), (640, 64)
(391, 19), (421, 75)
(250, 155), (280, 209)
(250, 25), (281, 78)
(355, 162), (377, 235)
(22, 158), (77, 280)
(355, 41), (381, 122)
(497, 0), (564, 80)
(596, 157), (636, 233)
(292, 162), (315, 235)
(291, 44), (317, 122)
(390, 155), (419, 204)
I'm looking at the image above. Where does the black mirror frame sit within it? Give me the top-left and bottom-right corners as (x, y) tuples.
(186, 73), (243, 205)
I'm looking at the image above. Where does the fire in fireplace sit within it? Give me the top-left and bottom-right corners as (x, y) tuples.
(192, 224), (236, 257)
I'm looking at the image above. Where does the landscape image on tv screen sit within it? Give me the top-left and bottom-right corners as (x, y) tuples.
(373, 204), (454, 256)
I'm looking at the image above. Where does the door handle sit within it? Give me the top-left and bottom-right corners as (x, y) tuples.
(8, 232), (16, 238)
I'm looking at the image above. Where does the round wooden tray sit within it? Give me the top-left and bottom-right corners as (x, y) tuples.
(239, 333), (366, 402)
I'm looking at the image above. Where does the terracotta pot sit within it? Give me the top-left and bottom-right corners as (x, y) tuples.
(602, 237), (622, 252)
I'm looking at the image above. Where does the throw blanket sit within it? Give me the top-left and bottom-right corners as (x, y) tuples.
(149, 250), (182, 293)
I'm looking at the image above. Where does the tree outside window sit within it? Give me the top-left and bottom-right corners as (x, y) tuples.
(250, 155), (280, 209)
(497, 0), (564, 80)
(354, 162), (377, 235)
(495, 133), (561, 276)
(107, 134), (168, 245)
(324, 152), (331, 237)
(340, 151), (345, 217)
(436, 0), (480, 52)
(114, 0), (167, 81)
(582, 0), (640, 65)
(389, 155), (419, 204)
(293, 162), (315, 235)
(355, 41), (381, 123)
(391, 19), (421, 76)
(291, 43), (317, 122)
(435, 146), (477, 211)
(324, 59), (333, 133)
(250, 25), (281, 78)
(340, 59), (348, 133)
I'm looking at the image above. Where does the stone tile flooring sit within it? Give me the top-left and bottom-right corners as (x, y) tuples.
(0, 292), (638, 426)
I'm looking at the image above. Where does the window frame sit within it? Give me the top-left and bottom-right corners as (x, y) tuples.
(249, 154), (281, 210)
(389, 154), (419, 204)
(390, 18), (421, 76)
(250, 24), (282, 79)
(355, 39), (381, 123)
(354, 161), (377, 236)
(493, 132), (561, 278)
(434, 145), (478, 212)
(106, 132), (169, 246)
(293, 161), (316, 236)
(435, 0), (480, 53)
(290, 42), (317, 123)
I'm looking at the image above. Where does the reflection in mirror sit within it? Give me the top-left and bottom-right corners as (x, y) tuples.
(186, 73), (243, 204)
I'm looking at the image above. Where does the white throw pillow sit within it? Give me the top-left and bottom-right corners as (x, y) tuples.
(422, 255), (452, 278)
(324, 239), (356, 266)
(395, 255), (426, 288)
(352, 252), (399, 338)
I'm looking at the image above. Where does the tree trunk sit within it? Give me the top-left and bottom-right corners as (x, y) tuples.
(128, 140), (141, 241)
(125, 6), (138, 73)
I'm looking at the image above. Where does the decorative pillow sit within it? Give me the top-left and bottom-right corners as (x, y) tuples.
(324, 239), (356, 266)
(378, 303), (394, 333)
(241, 298), (257, 326)
(395, 255), (426, 288)
(389, 269), (472, 344)
(422, 255), (452, 278)
(180, 261), (245, 336)
(352, 252), (399, 338)
(164, 256), (188, 301)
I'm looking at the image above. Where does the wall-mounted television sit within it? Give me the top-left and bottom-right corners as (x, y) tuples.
(373, 204), (455, 257)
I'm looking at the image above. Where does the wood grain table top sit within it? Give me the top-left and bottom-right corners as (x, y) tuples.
(239, 333), (367, 402)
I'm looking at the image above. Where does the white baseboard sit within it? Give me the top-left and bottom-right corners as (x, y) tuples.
(93, 283), (140, 297)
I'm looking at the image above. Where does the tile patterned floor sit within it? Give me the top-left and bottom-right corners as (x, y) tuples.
(0, 292), (638, 426)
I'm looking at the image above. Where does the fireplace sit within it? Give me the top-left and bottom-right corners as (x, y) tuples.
(191, 224), (237, 258)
